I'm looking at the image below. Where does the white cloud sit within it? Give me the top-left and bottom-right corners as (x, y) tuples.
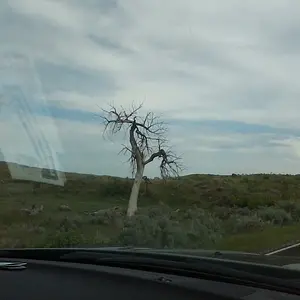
(1, 0), (300, 175)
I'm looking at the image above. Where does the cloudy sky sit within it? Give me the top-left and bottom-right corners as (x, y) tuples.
(1, 0), (300, 178)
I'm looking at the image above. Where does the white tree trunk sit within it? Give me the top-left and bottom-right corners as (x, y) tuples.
(127, 165), (144, 217)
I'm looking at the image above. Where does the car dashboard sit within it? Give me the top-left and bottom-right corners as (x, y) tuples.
(0, 258), (299, 300)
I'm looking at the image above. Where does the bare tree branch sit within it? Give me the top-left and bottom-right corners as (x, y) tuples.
(100, 103), (182, 179)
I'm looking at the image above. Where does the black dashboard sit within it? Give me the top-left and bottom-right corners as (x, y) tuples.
(0, 258), (299, 300)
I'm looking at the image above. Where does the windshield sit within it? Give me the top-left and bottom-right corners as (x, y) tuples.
(1, 0), (300, 255)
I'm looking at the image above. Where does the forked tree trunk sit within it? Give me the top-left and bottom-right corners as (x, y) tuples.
(127, 165), (144, 217)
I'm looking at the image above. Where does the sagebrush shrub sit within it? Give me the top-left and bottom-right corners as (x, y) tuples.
(275, 201), (300, 221)
(256, 207), (292, 225)
(212, 207), (232, 220)
(115, 206), (223, 248)
(234, 207), (252, 216)
(276, 201), (297, 212)
(224, 214), (265, 234)
(42, 230), (87, 247)
(291, 203), (300, 221)
(101, 180), (132, 197)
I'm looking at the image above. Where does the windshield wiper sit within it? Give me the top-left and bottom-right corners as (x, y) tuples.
(60, 250), (300, 296)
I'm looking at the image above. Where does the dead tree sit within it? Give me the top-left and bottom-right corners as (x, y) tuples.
(101, 103), (182, 217)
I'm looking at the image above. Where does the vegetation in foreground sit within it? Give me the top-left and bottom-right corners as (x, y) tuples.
(1, 162), (300, 252)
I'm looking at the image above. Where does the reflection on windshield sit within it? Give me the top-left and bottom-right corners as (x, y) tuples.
(0, 54), (66, 186)
(0, 0), (300, 258)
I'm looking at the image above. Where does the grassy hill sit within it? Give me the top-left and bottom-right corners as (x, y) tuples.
(1, 161), (300, 252)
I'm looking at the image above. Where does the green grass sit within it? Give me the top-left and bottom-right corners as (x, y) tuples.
(2, 162), (300, 251)
(216, 224), (300, 252)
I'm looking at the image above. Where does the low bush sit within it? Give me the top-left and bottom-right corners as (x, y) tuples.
(115, 206), (223, 249)
(41, 230), (87, 248)
(256, 207), (292, 225)
(224, 214), (265, 234)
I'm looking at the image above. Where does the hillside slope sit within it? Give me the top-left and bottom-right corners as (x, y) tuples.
(1, 161), (300, 251)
